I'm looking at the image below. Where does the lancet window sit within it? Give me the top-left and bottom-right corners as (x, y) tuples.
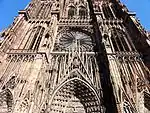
(110, 4), (121, 19)
(42, 33), (50, 47)
(109, 28), (135, 52)
(34, 3), (52, 19)
(79, 6), (87, 18)
(25, 26), (45, 50)
(102, 4), (114, 19)
(35, 3), (44, 18)
(68, 6), (76, 18)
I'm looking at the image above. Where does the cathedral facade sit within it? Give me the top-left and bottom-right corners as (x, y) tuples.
(0, 0), (150, 113)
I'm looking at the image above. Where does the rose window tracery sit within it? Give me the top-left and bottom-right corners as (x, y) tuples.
(54, 31), (93, 52)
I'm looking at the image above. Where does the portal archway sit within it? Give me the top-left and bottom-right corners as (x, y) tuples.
(0, 89), (13, 113)
(48, 78), (103, 113)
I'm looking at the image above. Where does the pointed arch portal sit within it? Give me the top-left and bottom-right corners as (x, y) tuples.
(48, 78), (103, 113)
(0, 89), (13, 113)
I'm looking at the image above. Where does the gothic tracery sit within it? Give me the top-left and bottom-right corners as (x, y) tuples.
(0, 0), (150, 113)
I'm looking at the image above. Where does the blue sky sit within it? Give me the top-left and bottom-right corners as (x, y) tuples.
(121, 0), (150, 31)
(0, 0), (31, 31)
(0, 0), (150, 31)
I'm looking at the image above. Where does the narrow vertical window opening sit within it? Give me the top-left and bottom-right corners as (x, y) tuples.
(68, 6), (76, 18)
(79, 6), (87, 19)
